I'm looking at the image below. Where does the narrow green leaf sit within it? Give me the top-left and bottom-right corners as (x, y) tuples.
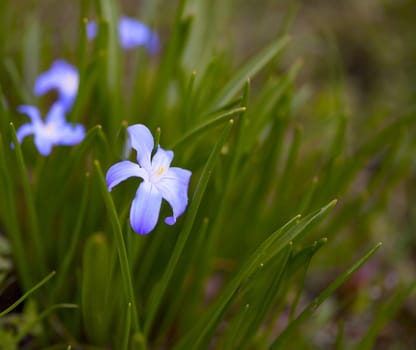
(93, 0), (123, 134)
(94, 0), (120, 92)
(0, 133), (30, 290)
(94, 160), (141, 334)
(3, 59), (33, 104)
(157, 217), (210, 336)
(16, 303), (78, 343)
(356, 281), (416, 350)
(236, 243), (294, 349)
(209, 35), (290, 110)
(147, 0), (191, 122)
(175, 200), (336, 350)
(335, 320), (345, 350)
(121, 303), (132, 350)
(241, 61), (301, 152)
(52, 173), (90, 299)
(169, 106), (245, 149)
(82, 234), (113, 344)
(288, 238), (327, 322)
(221, 303), (251, 350)
(0, 271), (56, 317)
(298, 176), (319, 214)
(9, 122), (46, 276)
(270, 242), (383, 349)
(57, 125), (104, 181)
(182, 70), (197, 129)
(277, 125), (303, 205)
(199, 80), (250, 293)
(22, 15), (40, 92)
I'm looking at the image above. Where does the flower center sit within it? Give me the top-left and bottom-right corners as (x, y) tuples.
(45, 123), (56, 135)
(156, 166), (165, 175)
(149, 165), (166, 184)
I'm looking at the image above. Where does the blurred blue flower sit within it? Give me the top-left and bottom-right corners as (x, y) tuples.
(34, 60), (79, 111)
(106, 124), (191, 235)
(16, 103), (85, 156)
(87, 16), (159, 53)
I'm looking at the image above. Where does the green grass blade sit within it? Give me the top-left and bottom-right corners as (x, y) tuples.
(182, 70), (197, 129)
(208, 35), (290, 110)
(0, 270), (56, 317)
(144, 120), (235, 335)
(235, 244), (294, 349)
(3, 59), (33, 104)
(276, 125), (303, 212)
(92, 0), (123, 135)
(175, 200), (336, 350)
(169, 106), (245, 149)
(15, 303), (78, 343)
(221, 303), (251, 350)
(9, 122), (46, 277)
(0, 133), (31, 290)
(270, 242), (383, 349)
(121, 303), (132, 350)
(81, 233), (113, 344)
(57, 125), (104, 180)
(335, 320), (345, 350)
(356, 281), (416, 350)
(94, 160), (141, 334)
(52, 173), (91, 299)
(146, 0), (190, 123)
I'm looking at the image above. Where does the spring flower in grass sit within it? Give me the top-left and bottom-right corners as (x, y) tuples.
(16, 103), (85, 156)
(106, 124), (191, 235)
(34, 59), (79, 111)
(87, 16), (159, 53)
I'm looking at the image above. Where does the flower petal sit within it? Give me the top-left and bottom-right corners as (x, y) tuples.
(106, 160), (147, 191)
(18, 105), (42, 125)
(34, 60), (79, 110)
(86, 21), (98, 40)
(34, 134), (54, 156)
(130, 181), (162, 234)
(45, 102), (66, 125)
(56, 123), (86, 146)
(16, 123), (34, 144)
(156, 167), (192, 225)
(119, 17), (159, 52)
(127, 124), (154, 169)
(151, 146), (174, 172)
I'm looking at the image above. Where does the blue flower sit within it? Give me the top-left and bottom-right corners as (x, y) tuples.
(87, 16), (159, 53)
(34, 60), (79, 111)
(16, 103), (85, 156)
(106, 124), (191, 235)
